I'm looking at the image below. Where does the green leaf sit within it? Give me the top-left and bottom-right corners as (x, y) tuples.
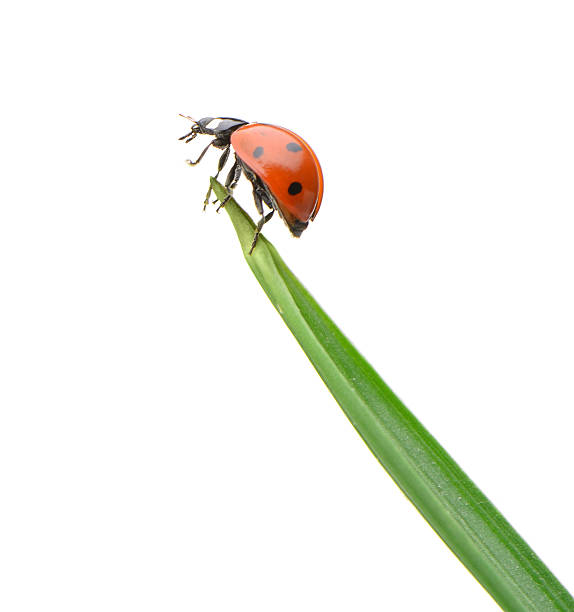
(210, 177), (574, 611)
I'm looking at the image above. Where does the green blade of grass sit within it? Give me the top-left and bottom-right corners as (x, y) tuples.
(210, 177), (574, 611)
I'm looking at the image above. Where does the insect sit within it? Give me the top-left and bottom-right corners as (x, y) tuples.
(179, 116), (323, 253)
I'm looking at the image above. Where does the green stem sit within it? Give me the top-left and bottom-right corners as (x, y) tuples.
(211, 177), (574, 611)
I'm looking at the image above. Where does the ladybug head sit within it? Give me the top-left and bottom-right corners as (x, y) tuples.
(178, 115), (204, 143)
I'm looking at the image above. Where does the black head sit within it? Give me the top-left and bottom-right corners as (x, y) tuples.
(179, 115), (248, 144)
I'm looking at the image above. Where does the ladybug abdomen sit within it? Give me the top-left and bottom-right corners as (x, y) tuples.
(230, 123), (323, 235)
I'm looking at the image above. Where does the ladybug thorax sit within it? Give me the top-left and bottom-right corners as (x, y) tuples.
(198, 117), (248, 138)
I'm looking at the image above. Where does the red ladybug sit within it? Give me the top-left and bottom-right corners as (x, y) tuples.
(179, 116), (323, 253)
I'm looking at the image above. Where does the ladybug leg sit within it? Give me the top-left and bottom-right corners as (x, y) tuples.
(179, 130), (199, 143)
(226, 155), (243, 192)
(203, 145), (230, 210)
(215, 157), (243, 211)
(249, 210), (274, 254)
(215, 145), (231, 179)
(248, 183), (275, 252)
(252, 186), (265, 217)
(239, 169), (275, 253)
(185, 140), (214, 166)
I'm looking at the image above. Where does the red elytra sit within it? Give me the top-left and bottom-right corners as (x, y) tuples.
(230, 123), (323, 234)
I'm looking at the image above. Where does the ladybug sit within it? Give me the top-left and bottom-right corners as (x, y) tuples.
(179, 116), (323, 253)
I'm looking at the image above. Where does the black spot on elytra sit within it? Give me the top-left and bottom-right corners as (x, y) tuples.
(288, 181), (302, 195)
(286, 142), (302, 152)
(253, 146), (264, 158)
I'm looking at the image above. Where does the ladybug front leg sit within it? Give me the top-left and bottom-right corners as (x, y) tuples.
(185, 140), (214, 167)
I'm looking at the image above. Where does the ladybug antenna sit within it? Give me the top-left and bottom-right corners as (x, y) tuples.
(179, 113), (198, 125)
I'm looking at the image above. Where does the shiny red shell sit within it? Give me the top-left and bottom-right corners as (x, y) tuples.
(230, 123), (323, 234)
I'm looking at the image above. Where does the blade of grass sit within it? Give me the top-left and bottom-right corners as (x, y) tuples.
(210, 177), (574, 611)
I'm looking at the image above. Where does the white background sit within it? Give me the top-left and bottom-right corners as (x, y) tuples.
(1, 1), (573, 610)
